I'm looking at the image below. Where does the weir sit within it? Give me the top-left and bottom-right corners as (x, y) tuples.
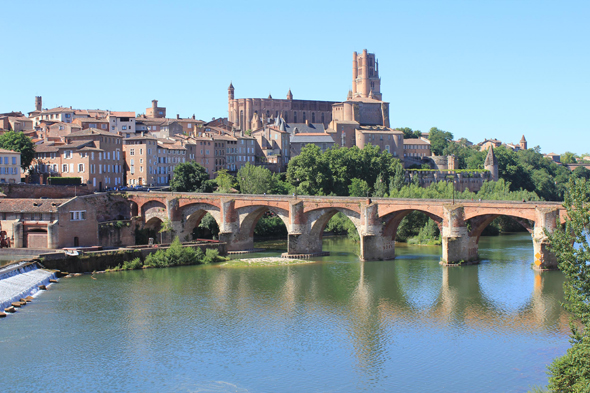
(0, 261), (56, 311)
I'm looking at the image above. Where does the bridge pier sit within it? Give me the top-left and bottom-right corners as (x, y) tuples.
(441, 205), (478, 265)
(532, 208), (559, 270)
(360, 235), (396, 261)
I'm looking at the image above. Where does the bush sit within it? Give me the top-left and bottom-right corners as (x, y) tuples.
(48, 177), (82, 185)
(143, 237), (224, 268)
(122, 258), (143, 270)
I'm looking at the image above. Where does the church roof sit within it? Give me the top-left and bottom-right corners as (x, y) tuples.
(520, 135), (527, 142)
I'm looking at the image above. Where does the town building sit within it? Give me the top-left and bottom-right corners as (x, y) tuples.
(0, 149), (21, 184)
(107, 112), (136, 134)
(403, 138), (431, 158)
(32, 128), (124, 191)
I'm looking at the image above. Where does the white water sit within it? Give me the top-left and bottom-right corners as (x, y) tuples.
(0, 263), (56, 310)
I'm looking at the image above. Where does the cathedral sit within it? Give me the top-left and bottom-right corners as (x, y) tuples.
(228, 49), (390, 132)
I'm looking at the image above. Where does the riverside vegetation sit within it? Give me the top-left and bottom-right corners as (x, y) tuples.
(543, 178), (590, 392)
(106, 237), (228, 272)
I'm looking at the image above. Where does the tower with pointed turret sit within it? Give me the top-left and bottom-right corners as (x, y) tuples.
(352, 49), (381, 100)
(520, 135), (527, 150)
(484, 146), (499, 181)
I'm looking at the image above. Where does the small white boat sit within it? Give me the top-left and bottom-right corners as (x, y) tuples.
(64, 249), (79, 257)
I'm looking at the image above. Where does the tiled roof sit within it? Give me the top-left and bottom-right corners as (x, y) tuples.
(0, 198), (69, 213)
(109, 111), (135, 117)
(403, 138), (430, 145)
(0, 148), (18, 154)
(67, 128), (120, 137)
(39, 107), (75, 114)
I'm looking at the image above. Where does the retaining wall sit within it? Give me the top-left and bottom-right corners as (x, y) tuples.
(38, 242), (227, 273)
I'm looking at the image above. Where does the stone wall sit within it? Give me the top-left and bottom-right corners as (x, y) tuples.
(98, 218), (139, 248)
(0, 184), (93, 199)
(38, 242), (227, 273)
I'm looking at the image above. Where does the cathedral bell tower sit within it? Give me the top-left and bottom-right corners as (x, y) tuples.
(352, 49), (382, 100)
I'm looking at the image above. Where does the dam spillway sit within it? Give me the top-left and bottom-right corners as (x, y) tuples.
(0, 261), (56, 311)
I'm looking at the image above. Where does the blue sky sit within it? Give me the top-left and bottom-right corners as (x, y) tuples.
(1, 0), (588, 154)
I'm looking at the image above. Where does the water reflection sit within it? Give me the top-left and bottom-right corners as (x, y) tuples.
(0, 233), (569, 392)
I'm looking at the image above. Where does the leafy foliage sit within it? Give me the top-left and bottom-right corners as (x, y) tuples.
(169, 161), (210, 192)
(546, 178), (590, 392)
(0, 130), (35, 170)
(287, 144), (404, 196)
(48, 177), (81, 185)
(237, 162), (273, 194)
(428, 127), (454, 156)
(215, 169), (236, 193)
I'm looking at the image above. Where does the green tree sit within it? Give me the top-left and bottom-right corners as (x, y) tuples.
(572, 166), (590, 180)
(0, 130), (35, 170)
(561, 152), (578, 164)
(237, 162), (273, 194)
(287, 144), (332, 195)
(546, 178), (590, 391)
(215, 169), (236, 193)
(348, 178), (370, 197)
(428, 127), (453, 156)
(169, 161), (210, 192)
(397, 127), (421, 139)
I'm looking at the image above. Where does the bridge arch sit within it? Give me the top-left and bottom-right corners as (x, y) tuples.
(226, 205), (290, 251)
(142, 200), (168, 224)
(467, 213), (534, 241)
(381, 208), (443, 241)
(307, 207), (361, 239)
(179, 203), (222, 241)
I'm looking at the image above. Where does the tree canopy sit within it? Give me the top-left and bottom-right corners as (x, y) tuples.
(0, 131), (35, 170)
(287, 144), (404, 196)
(169, 161), (210, 192)
(428, 127), (454, 156)
(547, 178), (590, 391)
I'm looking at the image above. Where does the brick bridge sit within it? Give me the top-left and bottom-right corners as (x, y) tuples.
(122, 192), (566, 269)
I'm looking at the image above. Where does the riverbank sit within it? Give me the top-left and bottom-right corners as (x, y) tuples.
(220, 257), (314, 267)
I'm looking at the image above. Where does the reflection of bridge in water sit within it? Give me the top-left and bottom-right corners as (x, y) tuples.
(198, 259), (568, 374)
(122, 192), (566, 269)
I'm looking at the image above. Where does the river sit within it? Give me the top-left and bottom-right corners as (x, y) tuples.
(0, 233), (569, 392)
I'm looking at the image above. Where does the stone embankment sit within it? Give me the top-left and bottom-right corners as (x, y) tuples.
(38, 241), (227, 273)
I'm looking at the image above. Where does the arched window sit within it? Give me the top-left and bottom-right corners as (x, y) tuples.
(303, 112), (306, 122)
(312, 113), (315, 123)
(321, 113), (325, 124)
(293, 112), (297, 123)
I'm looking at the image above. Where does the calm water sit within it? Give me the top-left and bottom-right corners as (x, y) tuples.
(0, 233), (569, 392)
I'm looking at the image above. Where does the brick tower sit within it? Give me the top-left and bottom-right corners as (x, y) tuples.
(352, 50), (381, 100)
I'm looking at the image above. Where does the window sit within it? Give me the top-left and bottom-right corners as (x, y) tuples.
(122, 126), (127, 130)
(112, 126), (115, 131)
(78, 163), (84, 172)
(64, 150), (72, 159)
(62, 164), (68, 172)
(70, 211), (86, 221)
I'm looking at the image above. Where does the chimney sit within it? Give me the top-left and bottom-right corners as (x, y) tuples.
(176, 114), (180, 119)
(305, 119), (310, 126)
(192, 114), (195, 120)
